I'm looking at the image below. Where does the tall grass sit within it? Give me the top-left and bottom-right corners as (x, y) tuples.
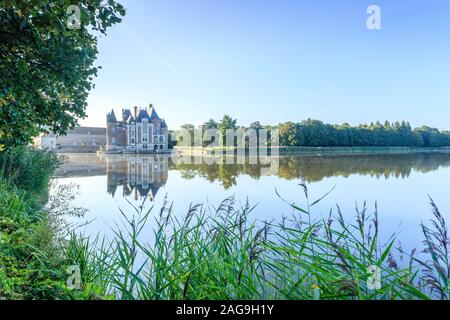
(0, 146), (71, 299)
(65, 182), (450, 300)
(415, 197), (450, 299)
(0, 146), (58, 197)
(66, 198), (269, 299)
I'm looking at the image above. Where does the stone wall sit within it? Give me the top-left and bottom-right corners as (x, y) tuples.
(56, 133), (106, 147)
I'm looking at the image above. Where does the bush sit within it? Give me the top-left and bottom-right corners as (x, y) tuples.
(0, 146), (58, 196)
(0, 147), (72, 300)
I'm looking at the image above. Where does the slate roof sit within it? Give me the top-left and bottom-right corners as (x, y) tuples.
(107, 109), (117, 123)
(149, 107), (161, 121)
(109, 106), (165, 126)
(136, 109), (150, 122)
(122, 109), (132, 122)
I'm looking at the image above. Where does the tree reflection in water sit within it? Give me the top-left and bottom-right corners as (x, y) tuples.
(171, 152), (450, 189)
(56, 152), (450, 196)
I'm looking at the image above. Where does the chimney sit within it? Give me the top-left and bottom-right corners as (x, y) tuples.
(134, 106), (138, 117)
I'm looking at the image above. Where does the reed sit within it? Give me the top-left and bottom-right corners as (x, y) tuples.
(65, 182), (449, 300)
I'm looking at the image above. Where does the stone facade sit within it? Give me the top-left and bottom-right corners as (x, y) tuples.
(34, 127), (106, 151)
(106, 105), (168, 153)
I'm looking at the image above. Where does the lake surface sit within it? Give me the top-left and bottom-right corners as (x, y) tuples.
(53, 152), (450, 251)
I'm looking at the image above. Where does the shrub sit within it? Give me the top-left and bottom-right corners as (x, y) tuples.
(0, 147), (71, 300)
(0, 146), (58, 197)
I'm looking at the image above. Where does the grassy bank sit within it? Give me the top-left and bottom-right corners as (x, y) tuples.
(0, 147), (73, 299)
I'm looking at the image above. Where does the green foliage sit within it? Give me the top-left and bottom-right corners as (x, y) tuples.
(279, 119), (432, 147)
(0, 176), (71, 299)
(0, 209), (71, 299)
(201, 119), (219, 147)
(0, 146), (58, 196)
(0, 1), (125, 147)
(174, 117), (450, 149)
(218, 115), (237, 133)
(177, 123), (197, 147)
(415, 126), (450, 147)
(0, 147), (73, 299)
(218, 115), (237, 145)
(203, 119), (218, 130)
(167, 130), (177, 149)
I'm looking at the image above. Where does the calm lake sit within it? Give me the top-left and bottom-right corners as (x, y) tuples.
(53, 152), (450, 252)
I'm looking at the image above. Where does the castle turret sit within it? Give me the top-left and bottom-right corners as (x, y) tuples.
(107, 109), (117, 123)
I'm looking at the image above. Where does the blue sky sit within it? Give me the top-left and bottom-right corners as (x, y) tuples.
(82, 0), (450, 129)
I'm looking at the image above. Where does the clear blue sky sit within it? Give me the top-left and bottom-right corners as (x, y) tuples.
(82, 0), (450, 130)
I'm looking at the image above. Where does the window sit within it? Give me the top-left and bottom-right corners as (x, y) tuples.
(143, 119), (148, 131)
(160, 145), (163, 149)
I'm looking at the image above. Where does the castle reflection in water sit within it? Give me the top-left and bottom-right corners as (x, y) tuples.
(106, 156), (168, 200)
(54, 152), (450, 199)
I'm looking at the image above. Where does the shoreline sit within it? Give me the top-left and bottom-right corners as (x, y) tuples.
(52, 146), (450, 157)
(172, 146), (450, 157)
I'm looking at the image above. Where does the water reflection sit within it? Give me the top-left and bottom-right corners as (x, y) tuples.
(106, 156), (168, 200)
(54, 152), (450, 194)
(171, 152), (450, 188)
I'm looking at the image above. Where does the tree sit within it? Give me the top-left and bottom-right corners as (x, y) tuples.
(249, 121), (264, 147)
(218, 115), (237, 146)
(177, 123), (196, 147)
(202, 119), (218, 129)
(277, 120), (445, 148)
(0, 1), (125, 148)
(201, 119), (218, 147)
(249, 121), (263, 131)
(279, 122), (298, 146)
(415, 127), (450, 147)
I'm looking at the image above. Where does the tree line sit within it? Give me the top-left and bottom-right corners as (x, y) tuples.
(279, 119), (450, 147)
(172, 116), (450, 148)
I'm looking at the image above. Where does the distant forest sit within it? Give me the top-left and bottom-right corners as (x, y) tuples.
(172, 116), (450, 148)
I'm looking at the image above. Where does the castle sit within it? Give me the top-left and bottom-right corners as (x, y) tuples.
(106, 104), (169, 152)
(106, 156), (168, 200)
